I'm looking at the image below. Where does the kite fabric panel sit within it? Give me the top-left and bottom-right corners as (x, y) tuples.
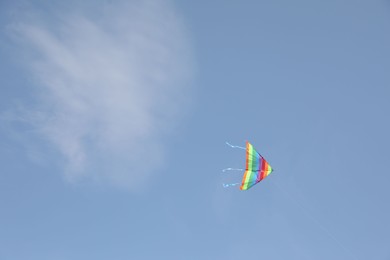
(240, 142), (273, 190)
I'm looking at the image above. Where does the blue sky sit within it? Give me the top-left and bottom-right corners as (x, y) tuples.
(1, 0), (390, 259)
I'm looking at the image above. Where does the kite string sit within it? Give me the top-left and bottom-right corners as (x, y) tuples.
(272, 181), (358, 260)
(225, 142), (246, 150)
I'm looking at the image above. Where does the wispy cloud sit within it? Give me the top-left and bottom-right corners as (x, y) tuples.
(8, 0), (193, 190)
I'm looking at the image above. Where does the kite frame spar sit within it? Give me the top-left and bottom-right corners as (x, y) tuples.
(223, 141), (273, 190)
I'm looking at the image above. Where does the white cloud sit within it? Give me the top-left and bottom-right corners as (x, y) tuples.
(9, 0), (193, 190)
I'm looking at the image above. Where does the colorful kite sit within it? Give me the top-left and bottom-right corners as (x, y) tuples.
(223, 141), (273, 190)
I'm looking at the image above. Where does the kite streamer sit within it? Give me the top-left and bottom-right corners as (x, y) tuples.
(222, 183), (241, 188)
(225, 142), (246, 150)
(222, 168), (244, 172)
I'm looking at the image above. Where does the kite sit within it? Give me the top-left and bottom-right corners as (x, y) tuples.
(222, 141), (273, 190)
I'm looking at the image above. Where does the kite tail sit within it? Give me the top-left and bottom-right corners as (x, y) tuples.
(222, 183), (241, 188)
(225, 142), (246, 150)
(222, 168), (244, 173)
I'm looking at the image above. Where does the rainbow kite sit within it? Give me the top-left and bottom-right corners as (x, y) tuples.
(223, 141), (273, 190)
